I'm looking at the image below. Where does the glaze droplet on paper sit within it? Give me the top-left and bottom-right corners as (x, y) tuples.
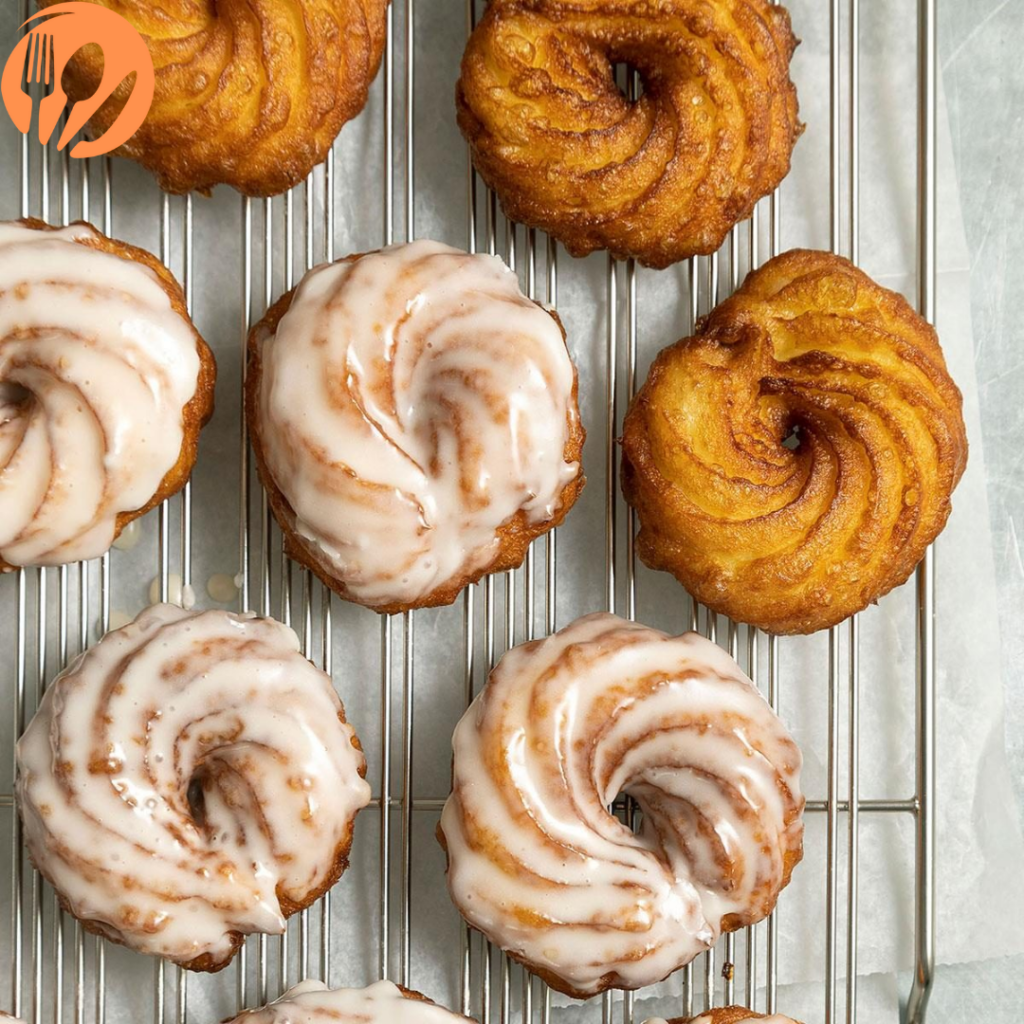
(207, 572), (240, 603)
(148, 572), (195, 608)
(111, 519), (142, 551)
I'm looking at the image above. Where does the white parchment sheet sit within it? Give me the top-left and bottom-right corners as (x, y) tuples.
(0, 1), (1020, 1021)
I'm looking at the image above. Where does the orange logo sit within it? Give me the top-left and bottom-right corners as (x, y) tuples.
(2, 2), (154, 158)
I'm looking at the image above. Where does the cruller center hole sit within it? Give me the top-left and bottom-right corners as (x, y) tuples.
(187, 776), (207, 829)
(782, 424), (802, 451)
(612, 62), (644, 102)
(0, 382), (32, 420)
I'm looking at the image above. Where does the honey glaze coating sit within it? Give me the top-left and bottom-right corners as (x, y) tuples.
(226, 980), (476, 1024)
(621, 249), (969, 635)
(646, 1011), (803, 1024)
(438, 612), (804, 999)
(15, 605), (371, 972)
(40, 0), (388, 197)
(0, 219), (215, 570)
(457, 0), (802, 268)
(247, 240), (585, 615)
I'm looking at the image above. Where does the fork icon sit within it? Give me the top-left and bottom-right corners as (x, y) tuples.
(4, 25), (58, 143)
(1, 3), (154, 159)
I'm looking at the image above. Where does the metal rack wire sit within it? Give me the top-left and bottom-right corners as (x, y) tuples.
(1, 1), (938, 1022)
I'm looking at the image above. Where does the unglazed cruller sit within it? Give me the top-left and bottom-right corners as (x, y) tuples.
(0, 219), (215, 570)
(438, 612), (804, 998)
(457, 0), (801, 268)
(621, 249), (969, 635)
(15, 605), (371, 971)
(39, 0), (388, 196)
(247, 240), (585, 615)
(225, 980), (475, 1024)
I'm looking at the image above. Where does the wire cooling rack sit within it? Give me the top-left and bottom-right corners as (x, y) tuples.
(1, 1), (941, 1022)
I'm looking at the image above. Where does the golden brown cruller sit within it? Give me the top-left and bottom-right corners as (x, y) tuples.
(457, 0), (802, 268)
(621, 249), (968, 634)
(40, 0), (388, 197)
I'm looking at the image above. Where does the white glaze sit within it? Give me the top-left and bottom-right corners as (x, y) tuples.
(253, 239), (580, 608)
(0, 1013), (27, 1024)
(0, 222), (203, 566)
(229, 980), (469, 1024)
(439, 613), (804, 997)
(16, 604), (371, 968)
